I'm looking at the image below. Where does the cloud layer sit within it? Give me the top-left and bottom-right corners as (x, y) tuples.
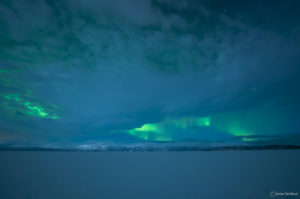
(0, 0), (300, 145)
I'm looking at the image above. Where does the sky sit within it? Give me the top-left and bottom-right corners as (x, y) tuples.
(0, 0), (300, 148)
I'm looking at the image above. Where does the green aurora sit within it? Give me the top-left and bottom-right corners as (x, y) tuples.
(126, 110), (283, 142)
(127, 117), (211, 141)
(3, 93), (59, 119)
(0, 67), (59, 120)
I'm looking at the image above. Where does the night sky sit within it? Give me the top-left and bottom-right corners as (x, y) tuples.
(0, 0), (300, 148)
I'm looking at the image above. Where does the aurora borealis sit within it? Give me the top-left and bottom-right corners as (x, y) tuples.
(0, 0), (300, 148)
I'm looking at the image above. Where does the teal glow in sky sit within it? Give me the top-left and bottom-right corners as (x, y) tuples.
(127, 117), (210, 141)
(125, 110), (287, 143)
(0, 0), (300, 148)
(3, 94), (59, 119)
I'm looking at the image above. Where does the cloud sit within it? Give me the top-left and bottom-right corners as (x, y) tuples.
(0, 0), (299, 144)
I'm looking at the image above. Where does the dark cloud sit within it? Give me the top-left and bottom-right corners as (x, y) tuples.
(0, 0), (299, 146)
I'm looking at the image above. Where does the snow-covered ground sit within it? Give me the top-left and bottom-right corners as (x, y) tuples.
(0, 151), (299, 199)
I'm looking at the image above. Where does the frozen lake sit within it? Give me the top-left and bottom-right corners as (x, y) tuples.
(0, 151), (299, 199)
